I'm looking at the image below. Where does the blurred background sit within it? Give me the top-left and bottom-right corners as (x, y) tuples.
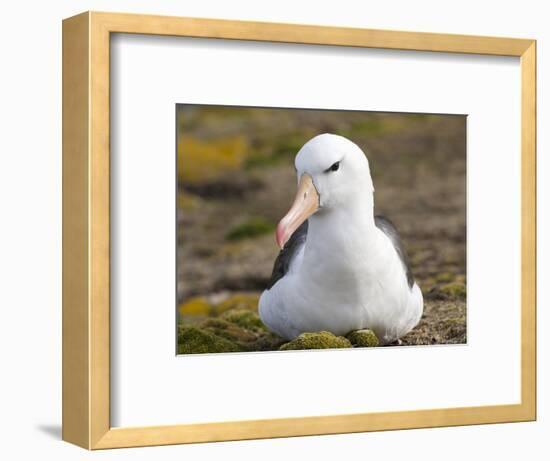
(176, 105), (466, 353)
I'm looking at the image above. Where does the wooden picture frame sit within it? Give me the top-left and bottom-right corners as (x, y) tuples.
(62, 11), (536, 449)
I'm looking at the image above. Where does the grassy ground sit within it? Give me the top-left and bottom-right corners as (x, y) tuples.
(176, 105), (467, 352)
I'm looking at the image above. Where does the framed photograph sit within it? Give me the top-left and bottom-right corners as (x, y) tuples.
(62, 11), (536, 449)
(174, 105), (466, 353)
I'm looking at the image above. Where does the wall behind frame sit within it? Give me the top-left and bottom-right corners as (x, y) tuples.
(0, 0), (546, 460)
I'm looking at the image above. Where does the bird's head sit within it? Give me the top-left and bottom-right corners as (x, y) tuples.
(276, 133), (374, 248)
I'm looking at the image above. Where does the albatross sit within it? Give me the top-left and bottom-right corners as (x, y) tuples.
(259, 133), (423, 345)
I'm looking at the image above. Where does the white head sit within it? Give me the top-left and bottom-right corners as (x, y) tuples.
(296, 133), (374, 208)
(276, 133), (375, 248)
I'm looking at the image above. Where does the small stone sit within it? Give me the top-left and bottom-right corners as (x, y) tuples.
(347, 329), (380, 347)
(279, 331), (352, 351)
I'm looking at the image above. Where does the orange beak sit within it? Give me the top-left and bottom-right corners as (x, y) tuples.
(276, 174), (320, 249)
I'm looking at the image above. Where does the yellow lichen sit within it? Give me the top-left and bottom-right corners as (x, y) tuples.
(178, 297), (212, 317)
(215, 293), (260, 315)
(177, 135), (248, 184)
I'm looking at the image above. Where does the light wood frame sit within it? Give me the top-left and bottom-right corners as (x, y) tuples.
(62, 11), (537, 449)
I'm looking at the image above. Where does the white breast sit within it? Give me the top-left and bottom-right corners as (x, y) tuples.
(259, 224), (424, 343)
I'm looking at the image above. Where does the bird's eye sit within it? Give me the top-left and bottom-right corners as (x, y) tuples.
(326, 161), (340, 173)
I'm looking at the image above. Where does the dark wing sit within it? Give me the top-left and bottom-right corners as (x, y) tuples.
(266, 220), (308, 290)
(375, 215), (414, 289)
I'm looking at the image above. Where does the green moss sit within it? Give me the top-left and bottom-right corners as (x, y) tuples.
(201, 318), (257, 343)
(350, 119), (386, 135)
(435, 272), (455, 283)
(347, 329), (379, 347)
(439, 282), (467, 299)
(221, 309), (267, 331)
(177, 326), (244, 354)
(253, 332), (287, 351)
(215, 293), (260, 315)
(178, 313), (285, 353)
(244, 152), (283, 169)
(279, 331), (352, 351)
(272, 133), (308, 157)
(225, 217), (275, 241)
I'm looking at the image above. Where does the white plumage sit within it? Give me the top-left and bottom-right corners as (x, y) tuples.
(259, 133), (423, 344)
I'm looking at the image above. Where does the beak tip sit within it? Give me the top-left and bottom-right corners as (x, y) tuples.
(275, 225), (286, 249)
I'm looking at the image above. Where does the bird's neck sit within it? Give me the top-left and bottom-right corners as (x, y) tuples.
(304, 199), (378, 264)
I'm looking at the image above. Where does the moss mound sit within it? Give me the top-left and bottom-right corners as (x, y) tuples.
(201, 318), (258, 344)
(177, 297), (388, 353)
(221, 309), (267, 331)
(177, 326), (244, 354)
(279, 331), (352, 351)
(178, 310), (284, 354)
(347, 329), (379, 347)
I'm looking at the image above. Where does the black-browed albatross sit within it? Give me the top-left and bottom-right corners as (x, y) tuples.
(259, 133), (423, 344)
